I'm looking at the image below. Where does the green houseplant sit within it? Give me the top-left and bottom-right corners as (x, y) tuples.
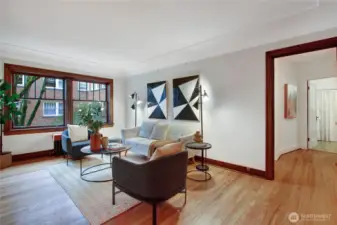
(77, 102), (105, 151)
(0, 79), (21, 169)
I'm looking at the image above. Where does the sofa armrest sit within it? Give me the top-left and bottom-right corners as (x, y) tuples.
(178, 133), (194, 144)
(121, 127), (140, 142)
(178, 134), (196, 158)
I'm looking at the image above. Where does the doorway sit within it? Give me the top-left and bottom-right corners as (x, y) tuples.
(265, 37), (337, 180)
(308, 77), (337, 153)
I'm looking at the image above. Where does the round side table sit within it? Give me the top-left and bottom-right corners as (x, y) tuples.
(186, 142), (212, 182)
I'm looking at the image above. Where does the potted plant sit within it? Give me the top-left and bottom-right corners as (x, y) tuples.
(0, 79), (21, 169)
(77, 102), (104, 151)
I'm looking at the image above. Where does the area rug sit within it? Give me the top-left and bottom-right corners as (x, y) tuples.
(0, 170), (88, 225)
(48, 156), (141, 225)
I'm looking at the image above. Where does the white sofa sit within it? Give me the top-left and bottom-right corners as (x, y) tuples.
(121, 121), (196, 159)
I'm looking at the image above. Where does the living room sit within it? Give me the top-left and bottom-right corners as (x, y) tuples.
(1, 1), (337, 225)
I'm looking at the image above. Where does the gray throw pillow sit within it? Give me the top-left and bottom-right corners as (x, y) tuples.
(150, 124), (169, 140)
(139, 121), (157, 138)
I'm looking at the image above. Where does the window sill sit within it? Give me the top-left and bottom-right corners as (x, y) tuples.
(42, 115), (63, 118)
(4, 126), (66, 135)
(46, 87), (63, 90)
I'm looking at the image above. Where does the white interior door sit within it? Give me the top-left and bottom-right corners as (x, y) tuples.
(308, 83), (318, 148)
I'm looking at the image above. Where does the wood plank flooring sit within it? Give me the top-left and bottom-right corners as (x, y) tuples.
(0, 170), (88, 225)
(1, 149), (337, 225)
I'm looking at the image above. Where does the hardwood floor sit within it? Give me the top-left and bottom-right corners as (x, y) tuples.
(1, 149), (337, 225)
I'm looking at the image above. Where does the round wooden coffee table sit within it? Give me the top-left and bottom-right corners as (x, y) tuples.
(80, 144), (131, 182)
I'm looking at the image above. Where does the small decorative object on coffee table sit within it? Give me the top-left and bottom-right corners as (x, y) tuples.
(193, 131), (203, 143)
(80, 144), (131, 182)
(101, 136), (109, 149)
(186, 142), (212, 181)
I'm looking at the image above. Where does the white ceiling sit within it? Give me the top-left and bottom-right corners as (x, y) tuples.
(1, 0), (337, 77)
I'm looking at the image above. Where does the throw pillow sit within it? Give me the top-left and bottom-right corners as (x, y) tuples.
(139, 121), (157, 138)
(150, 124), (169, 140)
(67, 124), (88, 142)
(150, 142), (183, 161)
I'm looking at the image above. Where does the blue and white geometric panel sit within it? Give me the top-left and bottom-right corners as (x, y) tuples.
(173, 75), (200, 121)
(147, 81), (167, 119)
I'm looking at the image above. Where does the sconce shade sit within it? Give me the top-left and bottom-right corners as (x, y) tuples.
(130, 93), (136, 99)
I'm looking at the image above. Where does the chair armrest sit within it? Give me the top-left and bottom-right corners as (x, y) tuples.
(61, 133), (72, 154)
(121, 127), (140, 142)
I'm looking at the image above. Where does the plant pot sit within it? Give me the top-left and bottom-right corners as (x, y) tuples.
(0, 151), (12, 169)
(90, 133), (101, 151)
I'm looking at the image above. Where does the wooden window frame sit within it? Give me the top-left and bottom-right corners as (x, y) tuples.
(4, 64), (114, 135)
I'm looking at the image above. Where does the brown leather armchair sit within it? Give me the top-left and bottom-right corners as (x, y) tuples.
(112, 151), (188, 225)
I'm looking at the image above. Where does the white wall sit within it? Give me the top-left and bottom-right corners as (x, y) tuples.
(0, 58), (126, 155)
(297, 58), (337, 149)
(125, 28), (337, 171)
(274, 59), (299, 160)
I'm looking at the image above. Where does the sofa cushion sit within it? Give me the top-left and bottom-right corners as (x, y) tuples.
(67, 124), (88, 142)
(125, 137), (156, 156)
(150, 123), (169, 140)
(166, 124), (194, 141)
(150, 142), (183, 161)
(139, 121), (157, 138)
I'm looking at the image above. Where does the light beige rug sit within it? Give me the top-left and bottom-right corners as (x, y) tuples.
(0, 170), (88, 225)
(48, 156), (141, 225)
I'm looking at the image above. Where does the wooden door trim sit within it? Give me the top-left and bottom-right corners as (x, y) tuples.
(265, 36), (337, 180)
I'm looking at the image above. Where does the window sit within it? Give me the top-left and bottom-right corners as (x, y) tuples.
(43, 102), (63, 117)
(78, 82), (87, 91)
(4, 63), (113, 135)
(16, 75), (24, 86)
(46, 78), (63, 89)
(12, 74), (65, 128)
(73, 81), (108, 124)
(78, 82), (103, 91)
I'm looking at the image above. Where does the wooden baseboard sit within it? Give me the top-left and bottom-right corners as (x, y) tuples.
(12, 149), (54, 162)
(195, 156), (266, 179)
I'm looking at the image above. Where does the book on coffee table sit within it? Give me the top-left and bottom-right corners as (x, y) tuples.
(106, 143), (125, 151)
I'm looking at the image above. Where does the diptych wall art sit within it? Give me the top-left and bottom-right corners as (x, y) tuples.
(147, 81), (167, 119)
(284, 84), (297, 119)
(173, 75), (200, 121)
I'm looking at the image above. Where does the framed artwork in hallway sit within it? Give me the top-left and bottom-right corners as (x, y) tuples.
(147, 81), (167, 119)
(284, 84), (297, 119)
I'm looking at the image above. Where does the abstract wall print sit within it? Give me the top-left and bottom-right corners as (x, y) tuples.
(147, 81), (167, 119)
(173, 75), (200, 121)
(284, 84), (297, 119)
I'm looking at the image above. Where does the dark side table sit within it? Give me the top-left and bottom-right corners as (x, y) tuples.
(186, 142), (212, 182)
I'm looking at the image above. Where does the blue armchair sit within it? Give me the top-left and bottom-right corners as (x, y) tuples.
(61, 130), (92, 165)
